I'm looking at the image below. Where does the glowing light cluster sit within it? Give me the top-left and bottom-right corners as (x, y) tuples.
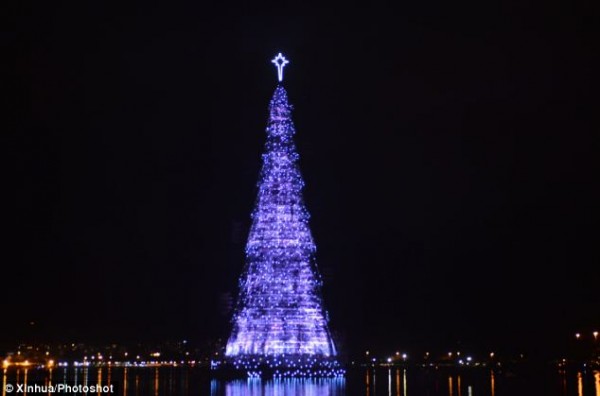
(271, 53), (289, 82)
(229, 356), (344, 378)
(224, 84), (340, 376)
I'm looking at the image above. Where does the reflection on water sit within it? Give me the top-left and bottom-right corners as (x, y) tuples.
(447, 374), (468, 396)
(363, 369), (407, 396)
(2, 369), (7, 396)
(154, 368), (159, 396)
(123, 367), (128, 395)
(2, 366), (600, 395)
(210, 378), (346, 396)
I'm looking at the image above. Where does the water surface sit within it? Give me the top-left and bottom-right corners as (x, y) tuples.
(2, 366), (599, 395)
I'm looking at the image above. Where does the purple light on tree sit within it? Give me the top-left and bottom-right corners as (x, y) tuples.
(223, 55), (341, 377)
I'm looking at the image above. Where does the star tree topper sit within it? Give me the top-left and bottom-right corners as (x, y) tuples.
(271, 53), (289, 82)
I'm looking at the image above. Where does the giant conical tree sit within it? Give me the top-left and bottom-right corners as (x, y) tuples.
(223, 54), (342, 378)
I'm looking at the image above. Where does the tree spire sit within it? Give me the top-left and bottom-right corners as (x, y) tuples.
(271, 52), (289, 82)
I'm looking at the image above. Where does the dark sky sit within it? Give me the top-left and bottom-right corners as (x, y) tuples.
(5, 2), (598, 357)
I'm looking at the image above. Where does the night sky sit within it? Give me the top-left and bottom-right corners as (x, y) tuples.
(5, 3), (598, 357)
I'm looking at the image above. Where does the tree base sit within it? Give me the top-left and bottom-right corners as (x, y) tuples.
(211, 355), (345, 378)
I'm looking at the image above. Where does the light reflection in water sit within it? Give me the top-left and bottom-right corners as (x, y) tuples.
(83, 367), (88, 388)
(23, 369), (28, 396)
(368, 369), (405, 396)
(4, 366), (600, 396)
(97, 367), (102, 396)
(123, 367), (128, 395)
(135, 373), (140, 396)
(183, 369), (189, 395)
(2, 369), (7, 396)
(154, 368), (159, 396)
(373, 369), (377, 394)
(211, 378), (346, 396)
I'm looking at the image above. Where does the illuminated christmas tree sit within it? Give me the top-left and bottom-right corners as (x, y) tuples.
(222, 54), (343, 377)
